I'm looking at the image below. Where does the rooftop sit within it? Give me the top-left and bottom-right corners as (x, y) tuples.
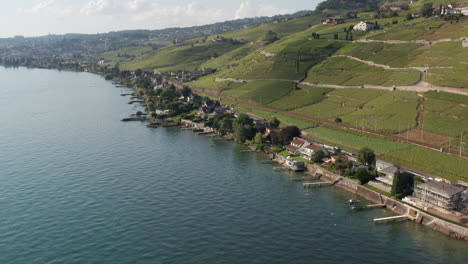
(417, 180), (466, 198)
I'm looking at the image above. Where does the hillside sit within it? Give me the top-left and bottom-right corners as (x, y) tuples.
(183, 0), (467, 181)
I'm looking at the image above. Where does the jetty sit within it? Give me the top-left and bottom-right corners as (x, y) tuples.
(128, 100), (145, 105)
(352, 204), (386, 211)
(303, 178), (341, 188)
(198, 132), (213, 135)
(303, 182), (334, 188)
(374, 215), (408, 224)
(121, 117), (148, 122)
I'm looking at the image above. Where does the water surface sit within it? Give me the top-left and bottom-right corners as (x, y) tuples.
(0, 66), (466, 264)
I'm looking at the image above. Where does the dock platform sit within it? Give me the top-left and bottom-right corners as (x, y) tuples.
(374, 215), (408, 224)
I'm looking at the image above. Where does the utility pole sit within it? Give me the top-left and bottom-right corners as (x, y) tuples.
(460, 131), (464, 157)
(421, 124), (424, 141)
(449, 129), (452, 153)
(407, 124), (409, 142)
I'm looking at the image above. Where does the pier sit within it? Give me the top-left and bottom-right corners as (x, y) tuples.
(352, 204), (386, 211)
(303, 182), (334, 188)
(374, 215), (408, 224)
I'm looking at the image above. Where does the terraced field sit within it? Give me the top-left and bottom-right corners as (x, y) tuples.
(340, 91), (420, 133)
(305, 56), (421, 86)
(336, 42), (423, 67)
(122, 41), (244, 71)
(222, 80), (295, 104)
(268, 86), (333, 110)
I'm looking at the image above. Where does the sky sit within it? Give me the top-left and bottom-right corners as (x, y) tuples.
(2, 0), (322, 38)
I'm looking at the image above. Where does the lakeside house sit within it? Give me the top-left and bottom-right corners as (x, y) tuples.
(353, 21), (376, 31)
(286, 137), (310, 155)
(409, 180), (468, 214)
(300, 143), (329, 161)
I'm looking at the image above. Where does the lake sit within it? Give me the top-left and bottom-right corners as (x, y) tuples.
(0, 66), (466, 264)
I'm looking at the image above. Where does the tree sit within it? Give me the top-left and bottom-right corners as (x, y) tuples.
(135, 69), (143, 77)
(358, 147), (376, 167)
(233, 114), (256, 142)
(279, 126), (301, 145)
(391, 168), (415, 199)
(356, 168), (375, 185)
(335, 117), (342, 123)
(181, 86), (192, 98)
(421, 3), (434, 18)
(254, 132), (264, 145)
(269, 117), (280, 128)
(312, 149), (325, 163)
(406, 13), (413, 21)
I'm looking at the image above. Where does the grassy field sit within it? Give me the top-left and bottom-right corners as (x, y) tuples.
(209, 95), (468, 182)
(336, 42), (423, 67)
(305, 57), (421, 86)
(96, 46), (155, 67)
(223, 15), (322, 42)
(304, 126), (412, 154)
(189, 73), (243, 91)
(382, 146), (468, 182)
(423, 112), (468, 136)
(219, 98), (319, 129)
(425, 91), (468, 105)
(199, 44), (259, 70)
(122, 41), (243, 71)
(305, 125), (468, 182)
(267, 86), (333, 110)
(222, 80), (295, 104)
(215, 52), (322, 80)
(292, 88), (387, 121)
(408, 41), (468, 87)
(341, 91), (420, 133)
(368, 19), (468, 41)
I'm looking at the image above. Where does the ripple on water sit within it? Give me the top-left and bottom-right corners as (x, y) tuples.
(0, 67), (467, 264)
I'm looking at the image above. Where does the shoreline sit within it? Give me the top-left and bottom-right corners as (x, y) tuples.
(177, 122), (468, 241)
(4, 65), (466, 241)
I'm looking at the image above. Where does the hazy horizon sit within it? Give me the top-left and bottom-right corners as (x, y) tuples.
(1, 0), (321, 38)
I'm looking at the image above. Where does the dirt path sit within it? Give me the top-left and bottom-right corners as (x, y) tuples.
(215, 77), (468, 96)
(354, 37), (467, 46)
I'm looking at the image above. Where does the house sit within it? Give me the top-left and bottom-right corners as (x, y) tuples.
(286, 137), (310, 155)
(412, 180), (467, 213)
(300, 143), (330, 161)
(379, 4), (409, 12)
(212, 35), (225, 43)
(285, 157), (306, 172)
(353, 21), (376, 31)
(455, 3), (468, 15)
(322, 144), (340, 156)
(376, 160), (394, 172)
(375, 165), (399, 187)
(322, 18), (345, 25)
(346, 12), (358, 18)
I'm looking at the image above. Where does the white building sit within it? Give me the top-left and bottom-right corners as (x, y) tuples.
(353, 21), (376, 31)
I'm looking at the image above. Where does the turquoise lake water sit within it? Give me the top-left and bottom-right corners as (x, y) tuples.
(0, 66), (467, 263)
